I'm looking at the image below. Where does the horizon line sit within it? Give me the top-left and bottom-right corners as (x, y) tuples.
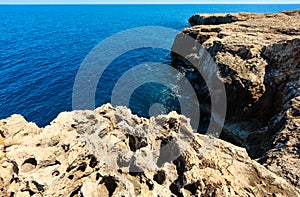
(1, 3), (300, 4)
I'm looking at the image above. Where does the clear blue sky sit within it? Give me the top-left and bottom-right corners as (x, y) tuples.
(1, 0), (300, 4)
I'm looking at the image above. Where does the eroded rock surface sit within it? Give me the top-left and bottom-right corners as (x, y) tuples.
(1, 104), (299, 196)
(171, 9), (300, 189)
(188, 10), (300, 26)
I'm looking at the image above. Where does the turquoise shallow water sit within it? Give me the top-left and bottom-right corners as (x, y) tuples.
(1, 4), (299, 126)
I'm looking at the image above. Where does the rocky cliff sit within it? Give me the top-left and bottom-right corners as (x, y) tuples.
(1, 9), (300, 197)
(1, 104), (299, 196)
(171, 9), (300, 190)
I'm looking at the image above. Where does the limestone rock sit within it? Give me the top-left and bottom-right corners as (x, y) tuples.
(171, 10), (300, 189)
(172, 10), (300, 117)
(188, 10), (300, 26)
(1, 105), (299, 196)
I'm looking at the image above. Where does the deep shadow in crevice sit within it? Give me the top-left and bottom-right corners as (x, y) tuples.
(100, 176), (118, 197)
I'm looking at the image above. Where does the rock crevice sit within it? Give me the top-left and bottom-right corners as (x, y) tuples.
(171, 9), (300, 189)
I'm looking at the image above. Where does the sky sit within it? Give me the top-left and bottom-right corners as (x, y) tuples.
(1, 0), (300, 3)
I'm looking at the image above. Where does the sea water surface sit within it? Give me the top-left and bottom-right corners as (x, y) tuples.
(1, 4), (299, 126)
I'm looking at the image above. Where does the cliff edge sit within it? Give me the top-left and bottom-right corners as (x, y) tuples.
(172, 9), (300, 190)
(0, 9), (300, 197)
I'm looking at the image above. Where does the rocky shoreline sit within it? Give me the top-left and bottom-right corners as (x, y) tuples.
(1, 10), (300, 197)
(172, 9), (300, 190)
(1, 105), (299, 196)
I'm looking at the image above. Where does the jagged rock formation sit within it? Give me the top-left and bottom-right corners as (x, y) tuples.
(1, 9), (300, 197)
(188, 10), (300, 26)
(1, 104), (300, 196)
(171, 10), (300, 189)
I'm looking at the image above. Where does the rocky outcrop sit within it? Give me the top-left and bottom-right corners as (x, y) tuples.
(1, 9), (299, 197)
(1, 104), (299, 196)
(188, 10), (300, 26)
(189, 13), (239, 26)
(171, 10), (300, 189)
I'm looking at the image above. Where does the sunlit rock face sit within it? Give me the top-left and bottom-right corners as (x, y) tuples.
(0, 104), (299, 196)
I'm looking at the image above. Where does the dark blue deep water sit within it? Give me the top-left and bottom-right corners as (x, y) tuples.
(1, 4), (299, 126)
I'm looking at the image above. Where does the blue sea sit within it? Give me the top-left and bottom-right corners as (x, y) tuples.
(1, 4), (299, 127)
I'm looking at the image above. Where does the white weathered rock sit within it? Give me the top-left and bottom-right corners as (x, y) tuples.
(0, 104), (299, 196)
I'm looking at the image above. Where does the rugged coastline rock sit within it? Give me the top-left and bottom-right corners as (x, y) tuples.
(171, 9), (300, 189)
(0, 9), (299, 197)
(188, 10), (300, 26)
(1, 104), (300, 196)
